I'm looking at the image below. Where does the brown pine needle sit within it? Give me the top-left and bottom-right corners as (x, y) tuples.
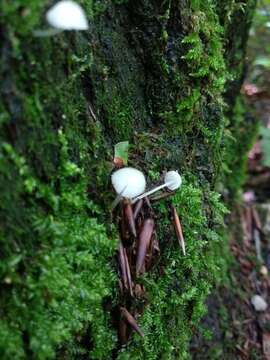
(172, 206), (186, 256)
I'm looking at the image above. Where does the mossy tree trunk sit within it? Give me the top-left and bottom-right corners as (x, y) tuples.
(0, 1), (256, 359)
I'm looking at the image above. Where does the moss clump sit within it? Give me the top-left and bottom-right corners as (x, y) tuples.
(0, 133), (117, 359)
(222, 97), (258, 200)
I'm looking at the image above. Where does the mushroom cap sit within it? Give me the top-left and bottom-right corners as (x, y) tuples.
(46, 1), (89, 30)
(251, 294), (267, 312)
(111, 167), (146, 199)
(165, 171), (182, 191)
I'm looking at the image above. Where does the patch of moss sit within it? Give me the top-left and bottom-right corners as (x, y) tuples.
(0, 135), (117, 359)
(222, 97), (258, 200)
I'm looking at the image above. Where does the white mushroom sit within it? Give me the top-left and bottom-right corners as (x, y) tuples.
(131, 170), (182, 204)
(164, 170), (182, 191)
(111, 167), (146, 199)
(46, 0), (89, 30)
(251, 294), (267, 312)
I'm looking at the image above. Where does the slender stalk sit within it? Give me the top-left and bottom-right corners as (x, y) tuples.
(131, 183), (168, 204)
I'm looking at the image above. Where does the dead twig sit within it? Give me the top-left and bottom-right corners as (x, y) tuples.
(136, 219), (154, 275)
(120, 307), (144, 337)
(172, 206), (186, 256)
(119, 242), (128, 290)
(124, 199), (137, 237)
(123, 247), (133, 296)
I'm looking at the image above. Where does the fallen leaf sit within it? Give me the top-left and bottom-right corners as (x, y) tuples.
(114, 141), (129, 166)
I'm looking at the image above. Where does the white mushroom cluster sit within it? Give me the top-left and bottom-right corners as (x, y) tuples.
(111, 167), (182, 202)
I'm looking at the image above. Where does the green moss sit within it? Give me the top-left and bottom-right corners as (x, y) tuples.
(0, 135), (117, 359)
(222, 97), (258, 199)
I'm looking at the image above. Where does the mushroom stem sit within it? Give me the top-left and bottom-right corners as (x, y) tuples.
(33, 28), (63, 37)
(131, 183), (168, 204)
(131, 170), (181, 204)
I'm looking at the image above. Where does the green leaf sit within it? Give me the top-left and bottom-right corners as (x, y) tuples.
(114, 141), (129, 165)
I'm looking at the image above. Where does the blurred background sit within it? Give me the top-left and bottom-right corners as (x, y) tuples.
(191, 1), (270, 358)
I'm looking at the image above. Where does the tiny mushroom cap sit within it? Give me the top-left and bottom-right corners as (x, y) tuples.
(131, 169), (182, 204)
(164, 171), (182, 191)
(111, 167), (146, 199)
(251, 294), (267, 312)
(46, 0), (89, 30)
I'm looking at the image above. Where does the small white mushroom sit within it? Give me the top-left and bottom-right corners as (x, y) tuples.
(164, 171), (182, 191)
(251, 294), (267, 312)
(131, 170), (182, 204)
(111, 167), (146, 199)
(46, 0), (89, 30)
(260, 265), (268, 276)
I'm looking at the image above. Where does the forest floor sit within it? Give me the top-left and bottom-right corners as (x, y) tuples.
(190, 86), (270, 360)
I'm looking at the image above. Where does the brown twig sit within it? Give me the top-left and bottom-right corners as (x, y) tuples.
(119, 242), (128, 290)
(172, 206), (186, 256)
(120, 307), (144, 337)
(136, 219), (155, 275)
(124, 199), (137, 237)
(133, 199), (143, 220)
(123, 247), (133, 296)
(150, 191), (175, 202)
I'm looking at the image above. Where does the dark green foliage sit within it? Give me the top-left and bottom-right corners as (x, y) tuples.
(0, 0), (257, 359)
(0, 134), (117, 359)
(222, 97), (258, 199)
